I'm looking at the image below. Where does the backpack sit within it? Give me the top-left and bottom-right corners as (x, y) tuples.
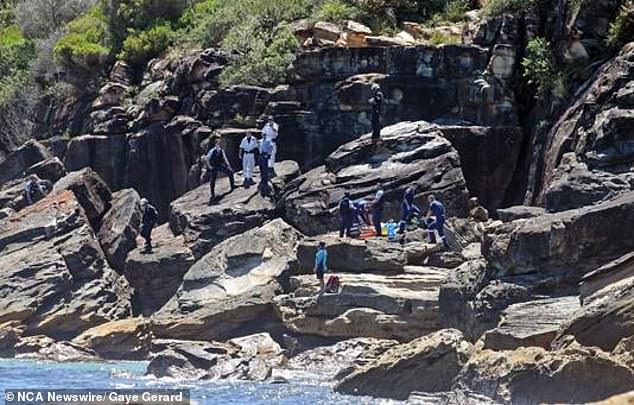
(208, 148), (225, 167)
(325, 275), (341, 294)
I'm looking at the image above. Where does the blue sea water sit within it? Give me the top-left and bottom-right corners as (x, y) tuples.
(0, 359), (388, 404)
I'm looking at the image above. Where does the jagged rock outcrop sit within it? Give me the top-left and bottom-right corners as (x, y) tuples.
(456, 346), (634, 404)
(72, 318), (152, 360)
(147, 333), (284, 381)
(335, 329), (474, 400)
(483, 191), (634, 293)
(480, 296), (580, 350)
(527, 43), (634, 211)
(124, 225), (195, 316)
(152, 219), (301, 341)
(52, 167), (112, 228)
(0, 187), (131, 339)
(282, 121), (470, 236)
(97, 189), (141, 271)
(0, 140), (52, 185)
(169, 161), (299, 258)
(274, 268), (446, 341)
(14, 335), (98, 362)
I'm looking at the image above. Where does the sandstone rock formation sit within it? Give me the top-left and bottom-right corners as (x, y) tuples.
(152, 219), (301, 341)
(282, 121), (470, 236)
(97, 189), (141, 271)
(335, 329), (474, 400)
(72, 318), (152, 360)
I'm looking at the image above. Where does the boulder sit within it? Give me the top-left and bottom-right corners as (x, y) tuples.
(282, 338), (397, 381)
(408, 391), (496, 404)
(480, 296), (580, 350)
(72, 318), (152, 360)
(281, 121), (470, 236)
(496, 205), (545, 222)
(274, 268), (446, 341)
(14, 335), (97, 362)
(580, 252), (634, 304)
(169, 161), (300, 258)
(0, 321), (26, 357)
(313, 21), (341, 42)
(0, 140), (52, 185)
(483, 191), (634, 292)
(52, 168), (112, 228)
(97, 189), (141, 272)
(124, 224), (195, 316)
(335, 329), (474, 400)
(152, 219), (301, 341)
(296, 236), (408, 274)
(0, 190), (132, 339)
(147, 333), (284, 382)
(456, 346), (634, 404)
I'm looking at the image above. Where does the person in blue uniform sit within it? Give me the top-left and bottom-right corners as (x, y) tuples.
(425, 194), (449, 249)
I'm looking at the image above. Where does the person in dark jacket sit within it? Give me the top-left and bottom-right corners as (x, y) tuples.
(207, 138), (235, 202)
(339, 192), (353, 238)
(371, 184), (385, 236)
(399, 185), (422, 233)
(425, 194), (449, 249)
(24, 175), (52, 205)
(140, 198), (158, 253)
(369, 83), (384, 145)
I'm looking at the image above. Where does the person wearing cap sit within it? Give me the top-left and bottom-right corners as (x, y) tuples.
(140, 198), (158, 253)
(261, 116), (279, 173)
(239, 132), (258, 186)
(206, 138), (235, 202)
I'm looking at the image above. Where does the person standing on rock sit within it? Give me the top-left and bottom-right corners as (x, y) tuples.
(239, 132), (258, 187)
(261, 116), (279, 174)
(369, 83), (385, 145)
(399, 185), (421, 233)
(140, 198), (158, 253)
(339, 192), (354, 238)
(258, 132), (274, 196)
(314, 241), (328, 297)
(207, 138), (235, 202)
(425, 195), (449, 249)
(371, 184), (385, 236)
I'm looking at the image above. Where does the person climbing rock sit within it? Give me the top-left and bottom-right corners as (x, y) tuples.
(425, 194), (449, 249)
(399, 185), (421, 233)
(258, 132), (274, 196)
(372, 184), (385, 236)
(207, 138), (235, 202)
(24, 175), (52, 205)
(314, 241), (328, 297)
(339, 192), (353, 238)
(468, 196), (489, 223)
(239, 132), (258, 187)
(369, 83), (384, 145)
(140, 198), (158, 253)
(261, 116), (279, 175)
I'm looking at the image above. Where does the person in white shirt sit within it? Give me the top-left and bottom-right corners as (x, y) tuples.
(261, 116), (279, 171)
(239, 132), (258, 186)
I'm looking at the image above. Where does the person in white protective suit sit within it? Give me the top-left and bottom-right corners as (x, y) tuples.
(239, 132), (258, 186)
(261, 116), (279, 172)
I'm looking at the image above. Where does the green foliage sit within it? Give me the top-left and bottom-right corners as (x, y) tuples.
(428, 30), (461, 45)
(0, 69), (31, 108)
(0, 24), (35, 77)
(443, 0), (470, 23)
(607, 0), (634, 51)
(118, 22), (174, 64)
(103, 0), (188, 49)
(522, 37), (558, 97)
(53, 6), (110, 67)
(313, 0), (360, 23)
(220, 22), (299, 86)
(484, 0), (539, 15)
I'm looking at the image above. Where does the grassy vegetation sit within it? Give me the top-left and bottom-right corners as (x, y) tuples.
(53, 6), (111, 68)
(607, 0), (634, 51)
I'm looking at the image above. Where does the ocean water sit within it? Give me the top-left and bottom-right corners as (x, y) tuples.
(0, 359), (390, 404)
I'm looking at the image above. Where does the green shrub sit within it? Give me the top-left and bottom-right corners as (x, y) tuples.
(0, 69), (31, 108)
(443, 0), (470, 23)
(118, 22), (174, 64)
(428, 30), (461, 45)
(522, 37), (558, 97)
(607, 0), (634, 51)
(54, 6), (111, 67)
(219, 22), (299, 86)
(484, 0), (539, 16)
(0, 24), (35, 76)
(313, 0), (360, 22)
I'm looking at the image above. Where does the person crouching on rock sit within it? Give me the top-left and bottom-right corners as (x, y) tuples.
(24, 175), (52, 206)
(258, 131), (274, 197)
(398, 185), (421, 233)
(140, 198), (158, 253)
(339, 192), (353, 238)
(425, 195), (449, 249)
(239, 132), (258, 187)
(314, 241), (328, 297)
(207, 138), (235, 202)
